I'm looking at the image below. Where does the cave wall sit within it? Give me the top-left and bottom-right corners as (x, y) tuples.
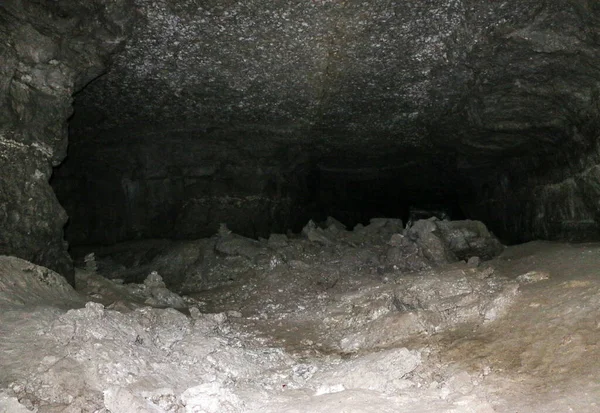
(53, 126), (316, 245)
(64, 0), (600, 246)
(445, 0), (600, 243)
(0, 0), (134, 281)
(465, 131), (600, 244)
(4, 0), (600, 266)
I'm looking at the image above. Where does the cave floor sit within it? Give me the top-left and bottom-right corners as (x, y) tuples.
(1, 238), (599, 412)
(196, 240), (600, 413)
(427, 242), (600, 413)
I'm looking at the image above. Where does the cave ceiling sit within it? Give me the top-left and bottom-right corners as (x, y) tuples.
(71, 0), (600, 183)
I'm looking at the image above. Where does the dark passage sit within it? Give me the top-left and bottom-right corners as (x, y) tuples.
(53, 140), (472, 247)
(51, 0), (600, 251)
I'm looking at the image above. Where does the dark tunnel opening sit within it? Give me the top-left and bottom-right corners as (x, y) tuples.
(39, 0), (600, 263)
(52, 104), (480, 252)
(51, 86), (600, 253)
(52, 145), (467, 248)
(309, 165), (468, 230)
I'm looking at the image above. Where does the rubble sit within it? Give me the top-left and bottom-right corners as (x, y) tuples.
(434, 220), (505, 261)
(0, 217), (551, 412)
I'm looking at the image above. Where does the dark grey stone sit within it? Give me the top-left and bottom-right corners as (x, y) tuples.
(406, 220), (458, 265)
(435, 220), (505, 261)
(0, 0), (136, 283)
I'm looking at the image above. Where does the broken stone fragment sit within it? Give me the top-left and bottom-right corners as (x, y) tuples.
(104, 387), (165, 413)
(0, 391), (31, 413)
(385, 234), (432, 273)
(388, 233), (405, 247)
(84, 252), (98, 273)
(435, 220), (504, 260)
(312, 347), (421, 394)
(392, 269), (520, 330)
(325, 216), (347, 231)
(145, 288), (186, 308)
(218, 223), (232, 236)
(0, 256), (83, 307)
(405, 219), (504, 266)
(215, 228), (266, 259)
(516, 271), (550, 284)
(302, 220), (334, 245)
(467, 256), (481, 268)
(267, 233), (289, 248)
(406, 220), (458, 265)
(180, 382), (244, 413)
(368, 218), (403, 231)
(140, 271), (186, 307)
(144, 271), (166, 289)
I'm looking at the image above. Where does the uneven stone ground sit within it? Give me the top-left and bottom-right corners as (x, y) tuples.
(1, 220), (599, 412)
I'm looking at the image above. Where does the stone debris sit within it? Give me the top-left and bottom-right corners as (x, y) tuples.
(324, 216), (347, 231)
(434, 220), (505, 261)
(180, 383), (244, 413)
(406, 219), (504, 265)
(115, 271), (187, 308)
(302, 220), (335, 245)
(406, 207), (450, 229)
(267, 233), (289, 249)
(216, 224), (269, 259)
(84, 252), (98, 273)
(406, 219), (458, 265)
(310, 348), (422, 394)
(516, 270), (550, 284)
(467, 256), (481, 268)
(77, 218), (505, 303)
(0, 217), (526, 412)
(140, 271), (187, 308)
(0, 391), (31, 413)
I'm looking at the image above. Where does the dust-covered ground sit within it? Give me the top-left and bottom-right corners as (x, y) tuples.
(1, 218), (599, 412)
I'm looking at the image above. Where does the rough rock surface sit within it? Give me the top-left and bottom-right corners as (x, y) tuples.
(466, 147), (600, 243)
(52, 0), (600, 244)
(2, 221), (600, 412)
(0, 0), (136, 281)
(0, 255), (83, 308)
(2, 0), (600, 284)
(0, 218), (517, 412)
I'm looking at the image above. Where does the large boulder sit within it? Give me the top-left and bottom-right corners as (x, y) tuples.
(435, 220), (505, 261)
(388, 219), (504, 271)
(405, 220), (458, 265)
(0, 256), (83, 307)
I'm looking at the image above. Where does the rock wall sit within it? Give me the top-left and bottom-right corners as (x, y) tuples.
(52, 126), (317, 245)
(0, 0), (134, 282)
(449, 0), (600, 243)
(4, 0), (600, 264)
(64, 0), (600, 245)
(465, 140), (600, 244)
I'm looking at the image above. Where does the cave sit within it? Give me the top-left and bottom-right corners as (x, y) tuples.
(1, 1), (600, 412)
(3, 0), (600, 275)
(51, 0), (600, 254)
